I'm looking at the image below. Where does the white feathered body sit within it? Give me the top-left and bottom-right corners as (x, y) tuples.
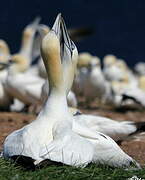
(4, 72), (45, 105)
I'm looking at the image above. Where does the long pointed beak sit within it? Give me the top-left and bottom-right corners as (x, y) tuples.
(51, 13), (61, 37)
(51, 13), (75, 62)
(61, 16), (75, 54)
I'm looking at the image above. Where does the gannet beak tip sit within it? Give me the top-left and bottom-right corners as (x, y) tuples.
(51, 13), (62, 34)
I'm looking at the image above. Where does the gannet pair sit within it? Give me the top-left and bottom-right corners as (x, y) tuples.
(3, 14), (140, 169)
(37, 24), (77, 108)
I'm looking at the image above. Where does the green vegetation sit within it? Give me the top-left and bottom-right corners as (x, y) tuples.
(0, 158), (145, 180)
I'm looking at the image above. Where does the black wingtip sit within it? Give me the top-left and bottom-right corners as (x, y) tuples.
(135, 122), (145, 132)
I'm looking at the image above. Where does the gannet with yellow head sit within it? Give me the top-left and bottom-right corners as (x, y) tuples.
(4, 53), (44, 107)
(79, 56), (108, 103)
(103, 55), (126, 81)
(19, 17), (40, 62)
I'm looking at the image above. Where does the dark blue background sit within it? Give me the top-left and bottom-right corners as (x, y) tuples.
(0, 0), (145, 66)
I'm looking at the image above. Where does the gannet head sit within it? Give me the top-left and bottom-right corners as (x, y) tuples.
(41, 14), (78, 94)
(89, 56), (100, 67)
(8, 54), (29, 74)
(77, 52), (92, 68)
(23, 17), (41, 39)
(0, 39), (10, 55)
(116, 59), (128, 71)
(103, 54), (117, 67)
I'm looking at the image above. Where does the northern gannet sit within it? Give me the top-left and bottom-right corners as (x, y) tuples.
(103, 55), (127, 82)
(76, 56), (108, 103)
(19, 17), (40, 64)
(4, 54), (45, 107)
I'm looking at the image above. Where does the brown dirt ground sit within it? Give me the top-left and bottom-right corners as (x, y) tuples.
(0, 102), (145, 166)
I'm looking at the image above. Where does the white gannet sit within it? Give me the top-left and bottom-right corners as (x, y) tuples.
(3, 14), (140, 169)
(73, 52), (93, 96)
(32, 24), (50, 79)
(103, 55), (126, 82)
(19, 17), (41, 64)
(81, 57), (108, 103)
(4, 54), (45, 107)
